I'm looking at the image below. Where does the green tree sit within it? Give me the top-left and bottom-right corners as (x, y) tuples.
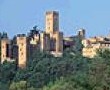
(9, 81), (37, 90)
(0, 61), (16, 83)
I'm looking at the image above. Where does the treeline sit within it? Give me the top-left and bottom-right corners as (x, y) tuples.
(0, 49), (110, 90)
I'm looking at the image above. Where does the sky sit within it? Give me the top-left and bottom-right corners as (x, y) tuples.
(0, 0), (110, 38)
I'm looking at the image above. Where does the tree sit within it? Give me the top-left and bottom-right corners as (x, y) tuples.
(0, 61), (16, 83)
(9, 81), (37, 90)
(42, 77), (86, 90)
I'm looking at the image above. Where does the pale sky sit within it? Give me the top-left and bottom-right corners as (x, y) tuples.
(0, 0), (110, 37)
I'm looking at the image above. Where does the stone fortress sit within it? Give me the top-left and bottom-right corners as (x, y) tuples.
(0, 11), (88, 68)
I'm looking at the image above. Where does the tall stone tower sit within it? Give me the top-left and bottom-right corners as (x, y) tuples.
(46, 11), (59, 35)
(41, 11), (63, 56)
(77, 29), (86, 39)
(16, 34), (28, 68)
(1, 38), (11, 63)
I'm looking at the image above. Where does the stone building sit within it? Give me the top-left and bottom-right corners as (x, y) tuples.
(16, 34), (29, 68)
(82, 36), (110, 58)
(1, 34), (29, 68)
(1, 38), (11, 63)
(63, 29), (86, 52)
(0, 11), (64, 67)
(40, 11), (63, 56)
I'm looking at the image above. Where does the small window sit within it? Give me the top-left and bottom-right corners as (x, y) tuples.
(20, 48), (22, 51)
(21, 52), (23, 55)
(3, 55), (5, 58)
(21, 43), (24, 46)
(48, 27), (50, 30)
(2, 46), (4, 48)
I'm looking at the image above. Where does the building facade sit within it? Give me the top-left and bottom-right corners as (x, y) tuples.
(1, 34), (29, 68)
(40, 11), (63, 56)
(1, 38), (11, 63)
(82, 36), (110, 58)
(16, 34), (29, 68)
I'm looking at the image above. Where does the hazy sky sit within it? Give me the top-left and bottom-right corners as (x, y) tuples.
(0, 0), (110, 37)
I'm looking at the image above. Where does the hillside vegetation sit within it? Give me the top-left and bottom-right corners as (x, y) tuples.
(0, 49), (110, 90)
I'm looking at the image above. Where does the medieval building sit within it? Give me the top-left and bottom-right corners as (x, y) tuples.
(0, 11), (64, 68)
(82, 36), (110, 58)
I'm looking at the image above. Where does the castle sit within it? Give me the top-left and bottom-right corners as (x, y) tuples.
(0, 11), (85, 68)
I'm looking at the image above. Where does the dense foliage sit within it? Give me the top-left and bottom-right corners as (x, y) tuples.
(0, 49), (110, 90)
